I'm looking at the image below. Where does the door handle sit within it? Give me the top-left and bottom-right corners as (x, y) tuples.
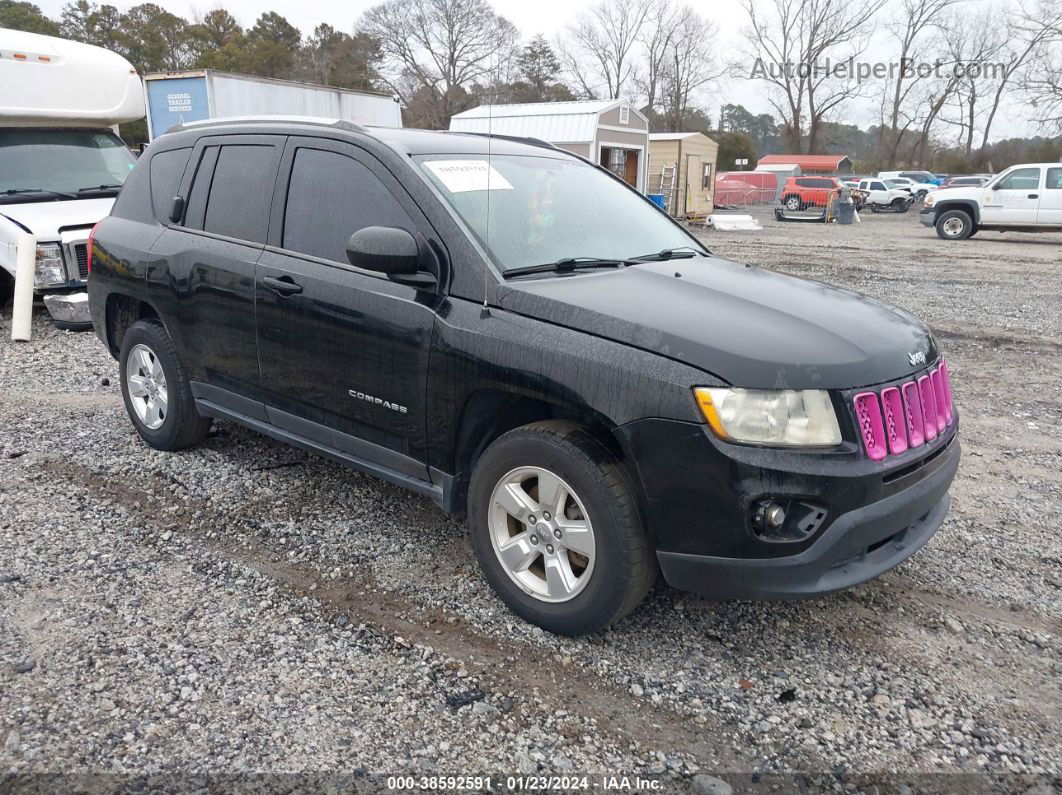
(1028, 194), (1039, 199)
(262, 275), (303, 296)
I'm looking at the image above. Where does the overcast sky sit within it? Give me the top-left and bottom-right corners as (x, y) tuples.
(35, 0), (1037, 140)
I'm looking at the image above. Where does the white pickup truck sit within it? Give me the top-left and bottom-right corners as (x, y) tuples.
(919, 163), (1062, 240)
(0, 28), (143, 327)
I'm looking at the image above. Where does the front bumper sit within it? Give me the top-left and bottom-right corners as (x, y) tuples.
(919, 208), (936, 227)
(656, 438), (957, 599)
(43, 291), (92, 328)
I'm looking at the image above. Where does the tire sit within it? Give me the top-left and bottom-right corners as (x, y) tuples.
(917, 190), (928, 200)
(468, 421), (655, 636)
(0, 268), (12, 310)
(892, 197), (909, 213)
(935, 209), (975, 240)
(783, 195), (803, 212)
(119, 319), (211, 450)
(870, 204), (881, 213)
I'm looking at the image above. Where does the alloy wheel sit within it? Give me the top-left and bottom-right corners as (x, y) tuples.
(126, 343), (168, 429)
(488, 466), (596, 603)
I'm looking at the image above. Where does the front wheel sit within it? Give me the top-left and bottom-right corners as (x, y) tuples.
(784, 195), (803, 212)
(119, 319), (212, 450)
(935, 209), (975, 240)
(468, 421), (655, 636)
(893, 197), (910, 213)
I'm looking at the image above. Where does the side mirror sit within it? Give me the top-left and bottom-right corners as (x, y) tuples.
(169, 195), (185, 224)
(991, 182), (1001, 191)
(345, 226), (436, 289)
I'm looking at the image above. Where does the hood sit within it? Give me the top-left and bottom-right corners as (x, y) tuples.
(0, 197), (114, 240)
(497, 258), (937, 389)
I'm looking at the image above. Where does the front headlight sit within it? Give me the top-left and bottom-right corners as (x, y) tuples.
(34, 243), (66, 287)
(924, 194), (936, 207)
(694, 388), (842, 447)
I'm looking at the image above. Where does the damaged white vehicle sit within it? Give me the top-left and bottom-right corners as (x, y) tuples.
(0, 28), (143, 328)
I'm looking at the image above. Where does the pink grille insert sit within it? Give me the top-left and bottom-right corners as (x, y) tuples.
(853, 392), (887, 461)
(901, 381), (925, 448)
(930, 368), (947, 433)
(918, 375), (938, 441)
(939, 359), (954, 422)
(879, 387), (908, 455)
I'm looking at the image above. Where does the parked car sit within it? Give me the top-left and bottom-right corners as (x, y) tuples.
(87, 118), (960, 636)
(779, 176), (844, 211)
(858, 178), (915, 212)
(920, 163), (1062, 240)
(0, 28), (144, 326)
(882, 176), (937, 200)
(878, 171), (940, 198)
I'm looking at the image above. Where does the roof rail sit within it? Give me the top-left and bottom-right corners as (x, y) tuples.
(446, 130), (561, 153)
(166, 115), (368, 136)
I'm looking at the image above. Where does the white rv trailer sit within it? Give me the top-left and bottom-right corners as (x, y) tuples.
(0, 27), (145, 330)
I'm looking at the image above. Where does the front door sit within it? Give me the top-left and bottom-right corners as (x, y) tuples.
(1037, 166), (1062, 226)
(255, 137), (439, 477)
(981, 166), (1042, 225)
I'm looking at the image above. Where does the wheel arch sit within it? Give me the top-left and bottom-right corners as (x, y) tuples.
(104, 292), (163, 358)
(932, 200), (980, 225)
(448, 388), (631, 514)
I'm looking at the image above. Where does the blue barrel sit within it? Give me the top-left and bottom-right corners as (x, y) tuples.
(647, 193), (666, 210)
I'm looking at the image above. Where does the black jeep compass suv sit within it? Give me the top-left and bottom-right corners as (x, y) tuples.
(87, 118), (959, 636)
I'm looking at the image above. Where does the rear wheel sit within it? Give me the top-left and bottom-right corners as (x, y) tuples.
(119, 319), (211, 450)
(935, 209), (974, 240)
(468, 421), (655, 636)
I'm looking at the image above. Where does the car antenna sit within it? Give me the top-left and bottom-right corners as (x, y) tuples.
(482, 88), (494, 315)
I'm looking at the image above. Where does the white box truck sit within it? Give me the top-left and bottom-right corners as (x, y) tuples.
(143, 70), (402, 141)
(1, 27), (144, 330)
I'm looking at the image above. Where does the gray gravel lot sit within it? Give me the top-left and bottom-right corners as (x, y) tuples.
(1, 209), (1059, 791)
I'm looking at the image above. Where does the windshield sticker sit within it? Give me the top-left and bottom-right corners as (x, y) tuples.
(425, 160), (513, 193)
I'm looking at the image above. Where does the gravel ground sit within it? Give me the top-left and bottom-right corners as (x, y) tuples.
(1, 209), (1059, 792)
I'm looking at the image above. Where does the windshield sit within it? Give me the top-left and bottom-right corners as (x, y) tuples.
(416, 153), (705, 272)
(0, 129), (136, 198)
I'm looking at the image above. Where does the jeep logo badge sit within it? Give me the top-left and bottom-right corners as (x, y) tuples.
(908, 351), (927, 366)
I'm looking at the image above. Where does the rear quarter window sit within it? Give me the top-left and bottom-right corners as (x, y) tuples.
(149, 147), (191, 223)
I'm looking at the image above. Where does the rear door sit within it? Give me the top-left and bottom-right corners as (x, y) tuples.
(1036, 166), (1062, 226)
(255, 136), (440, 476)
(149, 134), (283, 403)
(981, 166), (1042, 225)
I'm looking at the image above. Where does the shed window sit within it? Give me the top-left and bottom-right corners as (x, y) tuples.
(701, 163), (712, 189)
(619, 105), (630, 124)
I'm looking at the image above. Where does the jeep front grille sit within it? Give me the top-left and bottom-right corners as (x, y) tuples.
(853, 360), (954, 461)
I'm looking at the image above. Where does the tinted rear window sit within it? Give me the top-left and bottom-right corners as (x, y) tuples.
(282, 148), (414, 263)
(202, 145), (277, 243)
(149, 148), (191, 222)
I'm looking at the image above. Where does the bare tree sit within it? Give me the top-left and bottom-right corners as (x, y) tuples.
(740, 0), (808, 151)
(1024, 7), (1062, 132)
(637, 0), (682, 112)
(939, 9), (1004, 158)
(976, 1), (1062, 153)
(558, 0), (652, 99)
(880, 0), (964, 167)
(741, 0), (886, 153)
(359, 0), (519, 128)
(658, 9), (722, 130)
